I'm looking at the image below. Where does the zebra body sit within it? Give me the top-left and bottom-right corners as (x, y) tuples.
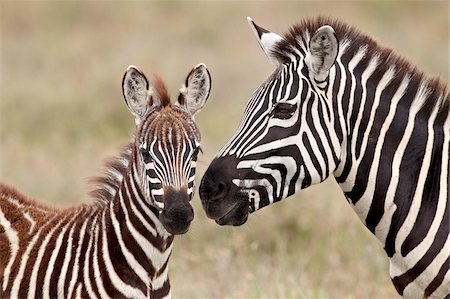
(200, 17), (449, 298)
(0, 64), (211, 298)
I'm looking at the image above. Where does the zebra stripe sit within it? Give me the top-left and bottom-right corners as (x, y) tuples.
(1, 64), (210, 298)
(200, 17), (449, 298)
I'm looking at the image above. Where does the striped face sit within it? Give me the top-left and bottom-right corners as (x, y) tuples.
(123, 64), (210, 234)
(200, 20), (339, 226)
(138, 108), (201, 209)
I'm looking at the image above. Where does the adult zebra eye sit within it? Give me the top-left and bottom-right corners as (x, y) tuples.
(272, 102), (297, 119)
(140, 148), (152, 163)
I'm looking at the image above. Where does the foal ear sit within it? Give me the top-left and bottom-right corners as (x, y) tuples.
(308, 25), (339, 82)
(247, 17), (284, 66)
(122, 65), (153, 124)
(177, 63), (211, 117)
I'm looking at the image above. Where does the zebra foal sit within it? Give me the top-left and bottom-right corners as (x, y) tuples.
(0, 63), (211, 298)
(200, 17), (449, 298)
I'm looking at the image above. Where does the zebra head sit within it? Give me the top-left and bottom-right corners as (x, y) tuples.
(123, 64), (211, 234)
(200, 18), (340, 226)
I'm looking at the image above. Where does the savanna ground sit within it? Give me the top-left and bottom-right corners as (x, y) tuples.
(1, 2), (448, 298)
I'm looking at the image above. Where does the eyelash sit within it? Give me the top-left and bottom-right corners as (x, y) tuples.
(271, 102), (297, 119)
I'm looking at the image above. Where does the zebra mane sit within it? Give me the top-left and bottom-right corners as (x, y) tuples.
(88, 143), (133, 204)
(273, 16), (449, 107)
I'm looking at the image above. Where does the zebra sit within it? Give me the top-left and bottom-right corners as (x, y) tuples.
(199, 17), (449, 299)
(0, 63), (211, 299)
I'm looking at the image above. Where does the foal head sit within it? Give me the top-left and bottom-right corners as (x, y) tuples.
(122, 64), (211, 234)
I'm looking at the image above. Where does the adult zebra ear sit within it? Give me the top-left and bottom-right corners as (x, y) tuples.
(247, 17), (284, 66)
(177, 63), (211, 117)
(122, 65), (158, 125)
(308, 25), (339, 82)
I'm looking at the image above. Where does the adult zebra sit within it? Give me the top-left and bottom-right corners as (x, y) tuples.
(0, 63), (211, 298)
(200, 17), (449, 298)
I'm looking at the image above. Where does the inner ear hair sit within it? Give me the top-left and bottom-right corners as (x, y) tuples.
(178, 64), (211, 116)
(309, 25), (339, 82)
(122, 66), (151, 121)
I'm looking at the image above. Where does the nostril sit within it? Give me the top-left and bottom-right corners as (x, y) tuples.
(214, 181), (226, 198)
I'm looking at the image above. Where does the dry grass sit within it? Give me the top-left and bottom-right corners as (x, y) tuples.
(1, 2), (448, 298)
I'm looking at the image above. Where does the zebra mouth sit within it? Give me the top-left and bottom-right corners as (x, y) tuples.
(216, 200), (249, 226)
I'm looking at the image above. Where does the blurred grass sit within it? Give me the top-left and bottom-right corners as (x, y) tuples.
(1, 1), (448, 298)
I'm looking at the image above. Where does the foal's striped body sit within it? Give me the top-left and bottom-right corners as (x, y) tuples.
(0, 144), (173, 298)
(0, 63), (211, 299)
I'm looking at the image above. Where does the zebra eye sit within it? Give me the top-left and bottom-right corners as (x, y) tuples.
(140, 148), (152, 163)
(272, 102), (297, 119)
(192, 146), (202, 161)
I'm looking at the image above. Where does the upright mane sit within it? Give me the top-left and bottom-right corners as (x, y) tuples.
(273, 17), (449, 112)
(88, 143), (132, 205)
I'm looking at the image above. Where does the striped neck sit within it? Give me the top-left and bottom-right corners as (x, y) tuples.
(331, 40), (450, 252)
(97, 145), (174, 295)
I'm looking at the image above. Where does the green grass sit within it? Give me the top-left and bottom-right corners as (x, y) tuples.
(1, 2), (448, 298)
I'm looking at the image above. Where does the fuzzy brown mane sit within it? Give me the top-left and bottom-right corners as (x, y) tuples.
(150, 73), (171, 107)
(88, 143), (132, 204)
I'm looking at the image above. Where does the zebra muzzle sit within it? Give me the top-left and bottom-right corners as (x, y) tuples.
(159, 187), (194, 234)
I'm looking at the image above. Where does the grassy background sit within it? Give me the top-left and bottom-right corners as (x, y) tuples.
(1, 2), (448, 298)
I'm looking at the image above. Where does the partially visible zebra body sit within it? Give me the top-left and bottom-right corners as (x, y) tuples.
(200, 17), (449, 298)
(0, 63), (211, 298)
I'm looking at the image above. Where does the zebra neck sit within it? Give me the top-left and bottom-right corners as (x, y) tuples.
(332, 53), (450, 254)
(103, 151), (174, 277)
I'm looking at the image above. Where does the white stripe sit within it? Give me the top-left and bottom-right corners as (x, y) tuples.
(151, 188), (164, 196)
(127, 195), (157, 237)
(114, 191), (150, 283)
(23, 210), (36, 234)
(338, 55), (380, 189)
(387, 83), (435, 277)
(10, 214), (58, 298)
(27, 216), (67, 299)
(42, 214), (77, 299)
(374, 75), (411, 243)
(74, 283), (82, 299)
(93, 216), (112, 299)
(0, 209), (19, 291)
(82, 215), (98, 299)
(57, 216), (77, 298)
(105, 202), (147, 298)
(67, 215), (90, 299)
(353, 66), (396, 220)
(117, 189), (171, 272)
(403, 95), (448, 262)
(402, 232), (450, 299)
(147, 175), (160, 184)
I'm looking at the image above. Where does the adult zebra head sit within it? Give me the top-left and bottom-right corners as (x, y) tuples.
(123, 64), (210, 234)
(200, 18), (340, 226)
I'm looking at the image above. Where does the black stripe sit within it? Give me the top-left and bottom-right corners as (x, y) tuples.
(49, 218), (79, 298)
(401, 122), (443, 255)
(391, 197), (449, 294)
(424, 255), (450, 297)
(364, 77), (408, 233)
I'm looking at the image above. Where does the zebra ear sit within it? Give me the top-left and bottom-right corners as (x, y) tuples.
(247, 17), (284, 66)
(308, 25), (339, 82)
(177, 63), (211, 117)
(122, 65), (154, 125)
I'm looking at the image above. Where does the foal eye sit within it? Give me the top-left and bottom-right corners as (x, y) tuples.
(140, 148), (152, 163)
(192, 146), (202, 161)
(272, 102), (297, 119)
